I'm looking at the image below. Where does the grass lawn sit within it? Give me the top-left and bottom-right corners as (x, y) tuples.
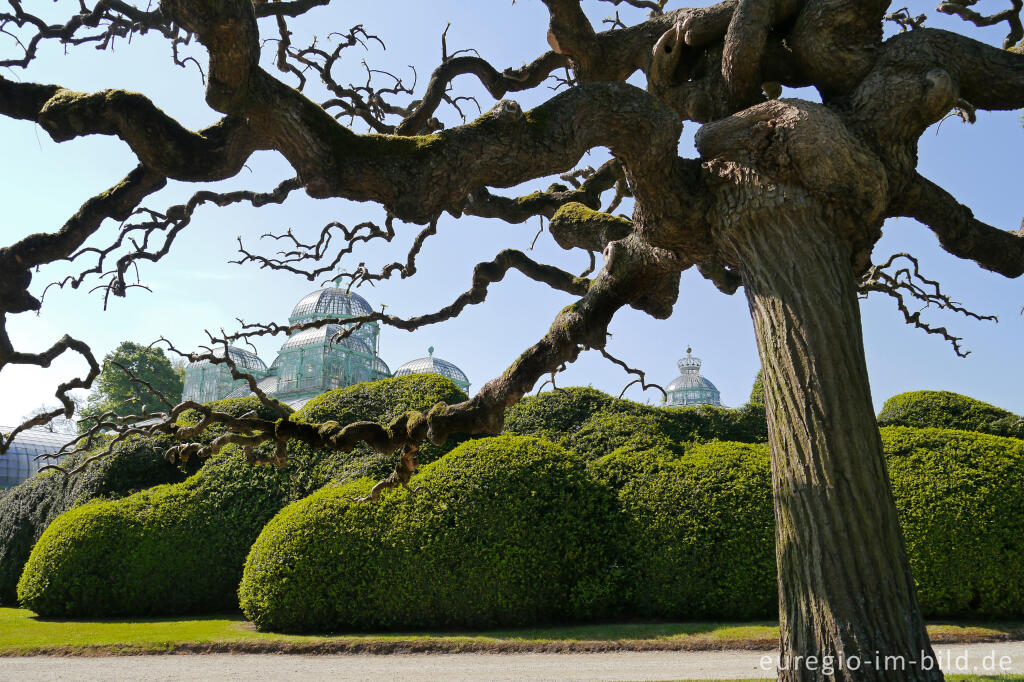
(0, 607), (1022, 657)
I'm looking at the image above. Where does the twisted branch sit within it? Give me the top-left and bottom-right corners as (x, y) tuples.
(858, 252), (997, 357)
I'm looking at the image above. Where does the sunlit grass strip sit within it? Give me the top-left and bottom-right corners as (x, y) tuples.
(0, 608), (1020, 657)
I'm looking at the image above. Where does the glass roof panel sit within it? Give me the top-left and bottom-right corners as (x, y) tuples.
(289, 287), (374, 322)
(186, 346), (267, 372)
(280, 325), (375, 354)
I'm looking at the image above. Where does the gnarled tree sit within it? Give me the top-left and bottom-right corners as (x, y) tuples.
(1, 1), (1022, 680)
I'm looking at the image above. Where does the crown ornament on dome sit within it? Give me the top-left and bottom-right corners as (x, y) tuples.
(678, 346), (702, 373)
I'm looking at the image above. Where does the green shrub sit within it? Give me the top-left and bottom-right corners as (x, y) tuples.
(660, 403), (768, 445)
(596, 427), (1024, 621)
(238, 435), (622, 632)
(878, 391), (1024, 438)
(288, 374), (469, 487)
(15, 378), (468, 617)
(588, 445), (680, 491)
(502, 387), (619, 443)
(562, 412), (680, 460)
(613, 441), (777, 619)
(17, 447), (297, 617)
(883, 426), (1024, 618)
(0, 435), (193, 605)
(505, 387), (767, 459)
(0, 395), (281, 606)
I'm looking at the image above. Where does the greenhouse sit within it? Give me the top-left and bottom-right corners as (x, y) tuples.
(394, 347), (471, 393)
(665, 347), (722, 407)
(182, 285), (469, 408)
(0, 427), (73, 488)
(181, 346), (268, 404)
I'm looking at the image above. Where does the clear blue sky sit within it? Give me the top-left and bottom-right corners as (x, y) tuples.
(1, 0), (1021, 427)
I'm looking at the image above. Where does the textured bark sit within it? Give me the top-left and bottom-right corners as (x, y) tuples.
(731, 207), (939, 682)
(702, 99), (938, 680)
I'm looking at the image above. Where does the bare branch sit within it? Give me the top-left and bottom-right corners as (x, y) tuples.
(891, 173), (1024, 278)
(859, 252), (997, 357)
(938, 0), (1024, 49)
(599, 347), (667, 400)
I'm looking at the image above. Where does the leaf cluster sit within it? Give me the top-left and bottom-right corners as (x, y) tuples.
(878, 390), (1024, 438)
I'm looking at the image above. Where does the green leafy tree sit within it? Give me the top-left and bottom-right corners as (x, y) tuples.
(79, 342), (183, 429)
(748, 370), (765, 407)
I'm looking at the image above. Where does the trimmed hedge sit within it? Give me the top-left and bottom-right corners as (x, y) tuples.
(16, 376), (468, 617)
(884, 426), (1024, 618)
(504, 387), (767, 459)
(602, 441), (777, 619)
(0, 395), (280, 606)
(17, 447), (297, 617)
(878, 390), (1024, 439)
(238, 435), (622, 632)
(590, 427), (1024, 621)
(502, 387), (618, 443)
(289, 373), (469, 486)
(0, 436), (192, 605)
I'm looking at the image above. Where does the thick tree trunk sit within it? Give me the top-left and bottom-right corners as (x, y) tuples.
(727, 206), (941, 681)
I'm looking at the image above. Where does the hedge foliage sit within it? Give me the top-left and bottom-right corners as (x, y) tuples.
(16, 376), (468, 617)
(0, 395), (281, 606)
(884, 426), (1024, 618)
(504, 386), (767, 459)
(878, 390), (1024, 439)
(287, 373), (468, 487)
(593, 441), (777, 619)
(238, 435), (622, 632)
(589, 427), (1024, 621)
(17, 446), (299, 617)
(0, 436), (192, 605)
(16, 379), (1024, 624)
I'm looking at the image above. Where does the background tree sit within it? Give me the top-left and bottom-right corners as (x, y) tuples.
(19, 400), (80, 435)
(1, 1), (1023, 680)
(77, 342), (183, 430)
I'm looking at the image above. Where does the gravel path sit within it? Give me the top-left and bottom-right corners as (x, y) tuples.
(1, 643), (1022, 681)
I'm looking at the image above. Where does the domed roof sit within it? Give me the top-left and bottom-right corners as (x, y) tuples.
(666, 347), (721, 395)
(289, 286), (374, 323)
(222, 375), (281, 400)
(280, 324), (376, 354)
(394, 347), (469, 387)
(666, 373), (720, 392)
(186, 345), (267, 372)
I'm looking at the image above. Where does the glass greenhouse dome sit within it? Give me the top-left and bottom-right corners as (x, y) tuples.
(184, 286), (392, 408)
(0, 427), (72, 488)
(288, 285), (378, 344)
(181, 346), (268, 404)
(272, 323), (390, 400)
(665, 347), (722, 407)
(394, 347), (471, 392)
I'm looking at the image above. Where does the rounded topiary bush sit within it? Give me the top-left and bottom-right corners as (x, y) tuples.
(588, 444), (679, 491)
(16, 378), (468, 618)
(883, 426), (1024, 618)
(562, 411), (679, 460)
(505, 387), (767, 459)
(289, 374), (469, 486)
(0, 395), (281, 606)
(878, 390), (1023, 439)
(661, 403), (768, 445)
(614, 441), (776, 619)
(239, 435), (622, 632)
(0, 434), (195, 605)
(502, 387), (621, 443)
(17, 445), (299, 617)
